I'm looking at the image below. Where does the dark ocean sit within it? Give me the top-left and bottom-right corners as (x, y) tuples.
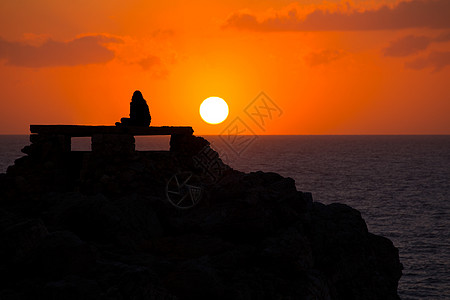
(1, 135), (449, 299)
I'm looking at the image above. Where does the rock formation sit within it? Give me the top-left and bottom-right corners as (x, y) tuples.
(0, 132), (402, 299)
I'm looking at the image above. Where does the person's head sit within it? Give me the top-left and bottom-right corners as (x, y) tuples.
(132, 90), (144, 102)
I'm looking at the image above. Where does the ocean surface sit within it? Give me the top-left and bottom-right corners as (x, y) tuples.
(1, 135), (449, 299)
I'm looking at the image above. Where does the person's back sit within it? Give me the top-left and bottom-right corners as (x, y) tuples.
(117, 90), (151, 126)
(129, 91), (151, 126)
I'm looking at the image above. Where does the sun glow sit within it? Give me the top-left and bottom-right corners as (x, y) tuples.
(199, 97), (229, 124)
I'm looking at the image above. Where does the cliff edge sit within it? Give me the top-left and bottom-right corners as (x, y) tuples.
(0, 133), (402, 299)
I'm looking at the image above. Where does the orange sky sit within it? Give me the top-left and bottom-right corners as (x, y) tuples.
(0, 0), (449, 135)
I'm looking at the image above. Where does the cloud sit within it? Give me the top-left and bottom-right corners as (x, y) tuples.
(383, 31), (450, 57)
(224, 0), (450, 31)
(434, 31), (450, 42)
(137, 55), (162, 70)
(405, 51), (450, 71)
(133, 54), (168, 78)
(0, 35), (121, 67)
(304, 49), (347, 66)
(383, 35), (432, 57)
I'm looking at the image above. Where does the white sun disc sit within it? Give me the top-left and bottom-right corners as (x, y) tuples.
(199, 97), (229, 124)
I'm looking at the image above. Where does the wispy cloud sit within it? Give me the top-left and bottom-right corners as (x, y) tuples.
(434, 31), (450, 43)
(0, 35), (121, 67)
(382, 32), (450, 71)
(135, 54), (169, 78)
(383, 35), (432, 57)
(137, 55), (162, 70)
(405, 51), (450, 71)
(384, 32), (450, 57)
(304, 49), (347, 66)
(224, 0), (450, 31)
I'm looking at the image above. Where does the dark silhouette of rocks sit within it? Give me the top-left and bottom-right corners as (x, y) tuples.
(117, 90), (151, 127)
(0, 128), (403, 299)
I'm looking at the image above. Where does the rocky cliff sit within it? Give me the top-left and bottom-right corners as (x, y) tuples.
(0, 134), (402, 299)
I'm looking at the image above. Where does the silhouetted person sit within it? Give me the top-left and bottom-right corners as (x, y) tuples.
(117, 90), (151, 126)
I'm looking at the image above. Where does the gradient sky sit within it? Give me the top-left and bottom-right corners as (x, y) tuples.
(0, 0), (449, 134)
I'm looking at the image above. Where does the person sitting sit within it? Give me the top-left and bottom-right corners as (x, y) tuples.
(116, 90), (151, 126)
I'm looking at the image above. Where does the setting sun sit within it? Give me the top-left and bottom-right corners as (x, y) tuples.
(199, 97), (229, 125)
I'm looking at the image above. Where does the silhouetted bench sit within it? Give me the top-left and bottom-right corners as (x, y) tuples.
(30, 125), (193, 136)
(29, 125), (194, 154)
